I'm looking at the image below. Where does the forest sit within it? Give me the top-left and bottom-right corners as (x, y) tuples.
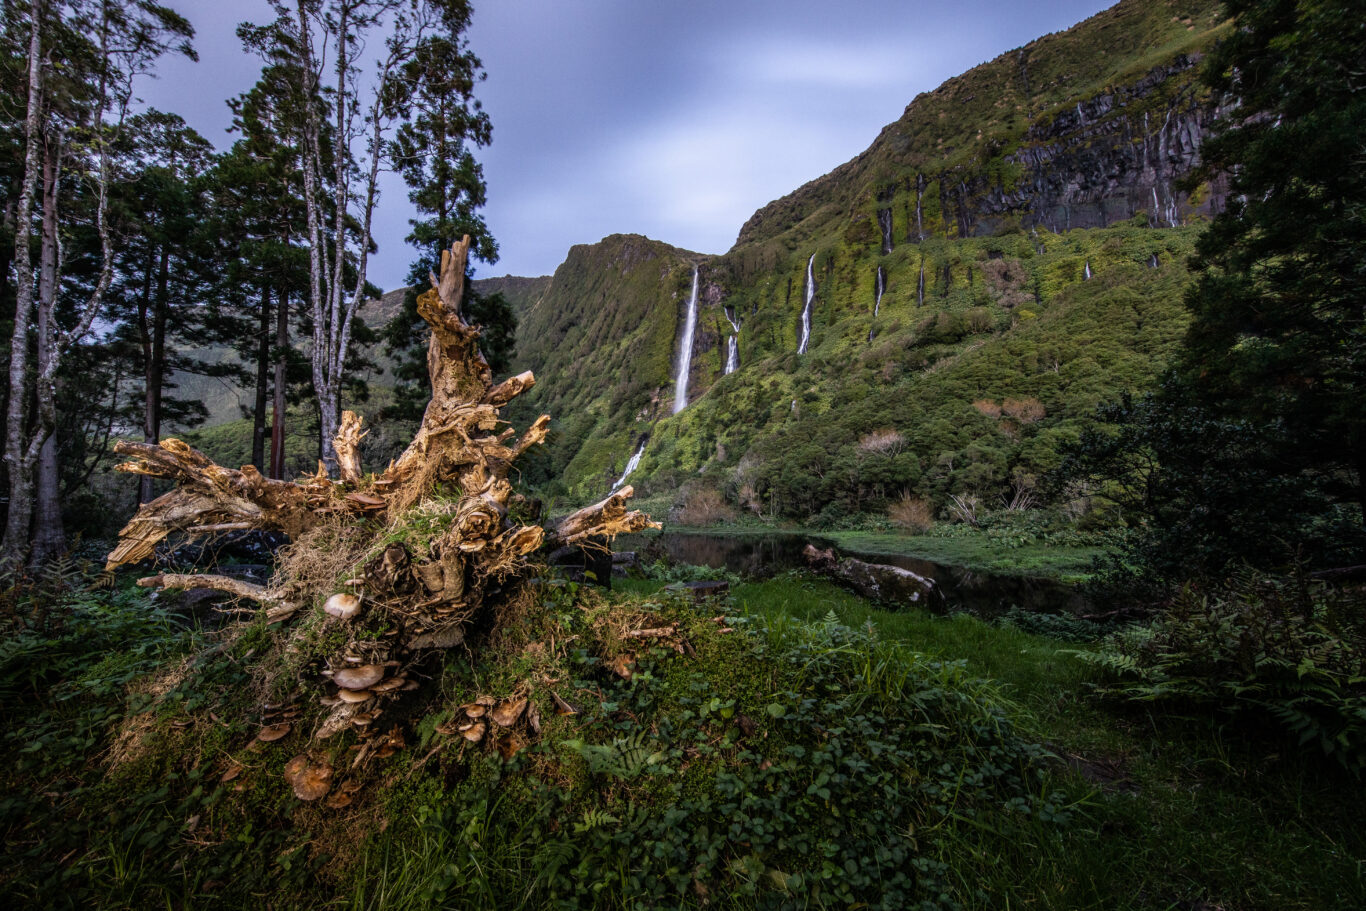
(1, 0), (1364, 909)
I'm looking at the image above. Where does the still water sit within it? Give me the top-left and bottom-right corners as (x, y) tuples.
(615, 530), (1089, 617)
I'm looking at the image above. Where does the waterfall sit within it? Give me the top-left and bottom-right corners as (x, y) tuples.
(1083, 260), (1092, 280)
(917, 261), (925, 307)
(723, 307), (740, 375)
(878, 208), (893, 254)
(869, 266), (884, 343)
(611, 439), (647, 492)
(672, 266), (700, 414)
(797, 254), (815, 354)
(1149, 252), (1160, 269)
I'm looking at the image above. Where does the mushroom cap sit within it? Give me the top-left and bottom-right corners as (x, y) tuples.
(491, 697), (528, 728)
(369, 677), (405, 694)
(337, 688), (373, 704)
(323, 593), (362, 619)
(283, 754), (333, 801)
(334, 665), (386, 690)
(257, 722), (292, 742)
(460, 721), (486, 743)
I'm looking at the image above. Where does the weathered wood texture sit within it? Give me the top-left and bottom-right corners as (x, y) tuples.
(109, 236), (653, 674)
(802, 544), (938, 607)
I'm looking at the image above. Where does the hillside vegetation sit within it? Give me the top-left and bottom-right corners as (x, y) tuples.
(504, 0), (1227, 523)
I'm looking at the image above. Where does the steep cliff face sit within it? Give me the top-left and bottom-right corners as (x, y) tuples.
(508, 0), (1230, 512)
(733, 0), (1227, 259)
(505, 235), (713, 493)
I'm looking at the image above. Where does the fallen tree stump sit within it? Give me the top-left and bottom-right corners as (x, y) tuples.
(803, 544), (939, 608)
(104, 236), (656, 755)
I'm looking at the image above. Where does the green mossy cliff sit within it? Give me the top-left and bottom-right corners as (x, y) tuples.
(503, 0), (1226, 517)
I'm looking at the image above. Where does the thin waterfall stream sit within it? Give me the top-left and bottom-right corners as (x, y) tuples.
(798, 254), (815, 354)
(672, 266), (700, 414)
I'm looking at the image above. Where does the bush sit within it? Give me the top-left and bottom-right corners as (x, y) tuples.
(888, 492), (935, 531)
(672, 486), (737, 526)
(1076, 571), (1366, 773)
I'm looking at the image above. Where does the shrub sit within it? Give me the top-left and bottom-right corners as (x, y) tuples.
(1002, 397), (1046, 423)
(858, 427), (906, 455)
(888, 492), (935, 531)
(972, 399), (1003, 418)
(1076, 571), (1366, 773)
(672, 486), (737, 526)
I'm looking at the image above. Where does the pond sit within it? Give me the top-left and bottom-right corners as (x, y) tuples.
(614, 529), (1091, 617)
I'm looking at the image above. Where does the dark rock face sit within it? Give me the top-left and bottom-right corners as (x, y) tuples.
(996, 58), (1225, 232)
(905, 57), (1228, 238)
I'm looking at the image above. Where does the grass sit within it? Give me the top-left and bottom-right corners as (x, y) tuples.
(616, 570), (1366, 909)
(3, 560), (1362, 909)
(819, 528), (1105, 580)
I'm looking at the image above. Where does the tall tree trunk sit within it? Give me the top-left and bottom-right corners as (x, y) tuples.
(2, 1), (45, 567)
(136, 255), (154, 503)
(30, 134), (63, 565)
(270, 289), (288, 480)
(139, 245), (168, 503)
(252, 286), (271, 470)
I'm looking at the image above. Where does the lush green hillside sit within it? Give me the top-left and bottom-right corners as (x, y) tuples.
(506, 0), (1225, 521)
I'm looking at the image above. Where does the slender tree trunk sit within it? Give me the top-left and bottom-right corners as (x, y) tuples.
(270, 289), (288, 480)
(252, 286), (271, 470)
(30, 135), (64, 565)
(2, 1), (45, 567)
(0, 197), (14, 318)
(139, 245), (168, 503)
(136, 257), (154, 503)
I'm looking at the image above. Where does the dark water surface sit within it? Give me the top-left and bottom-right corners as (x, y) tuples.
(616, 530), (1090, 617)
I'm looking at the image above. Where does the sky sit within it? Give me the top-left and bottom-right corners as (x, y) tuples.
(139, 0), (1115, 288)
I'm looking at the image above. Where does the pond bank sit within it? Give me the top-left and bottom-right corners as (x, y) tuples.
(616, 526), (1097, 617)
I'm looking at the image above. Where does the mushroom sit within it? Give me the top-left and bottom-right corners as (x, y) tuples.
(334, 665), (386, 690)
(491, 697), (527, 728)
(323, 593), (362, 620)
(462, 702), (487, 719)
(369, 677), (405, 694)
(460, 721), (486, 743)
(283, 754), (333, 801)
(337, 688), (372, 704)
(324, 791), (354, 809)
(257, 723), (292, 742)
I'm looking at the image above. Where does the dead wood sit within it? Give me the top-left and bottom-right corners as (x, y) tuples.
(551, 486), (661, 546)
(104, 235), (654, 754)
(802, 543), (938, 607)
(334, 410), (366, 484)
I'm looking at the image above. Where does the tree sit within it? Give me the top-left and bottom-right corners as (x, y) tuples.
(1065, 0), (1366, 583)
(214, 66), (313, 476)
(103, 110), (227, 504)
(1177, 0), (1366, 523)
(382, 0), (511, 422)
(2, 0), (194, 566)
(104, 237), (654, 750)
(239, 0), (488, 471)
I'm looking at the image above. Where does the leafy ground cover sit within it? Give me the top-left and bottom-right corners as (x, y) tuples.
(1, 561), (1360, 910)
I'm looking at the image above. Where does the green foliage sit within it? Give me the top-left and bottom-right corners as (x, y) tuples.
(350, 606), (1058, 911)
(1075, 572), (1366, 772)
(1070, 0), (1366, 583)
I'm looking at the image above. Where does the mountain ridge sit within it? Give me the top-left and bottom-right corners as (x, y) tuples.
(495, 0), (1227, 519)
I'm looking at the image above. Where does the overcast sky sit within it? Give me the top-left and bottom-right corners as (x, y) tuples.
(139, 0), (1114, 287)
